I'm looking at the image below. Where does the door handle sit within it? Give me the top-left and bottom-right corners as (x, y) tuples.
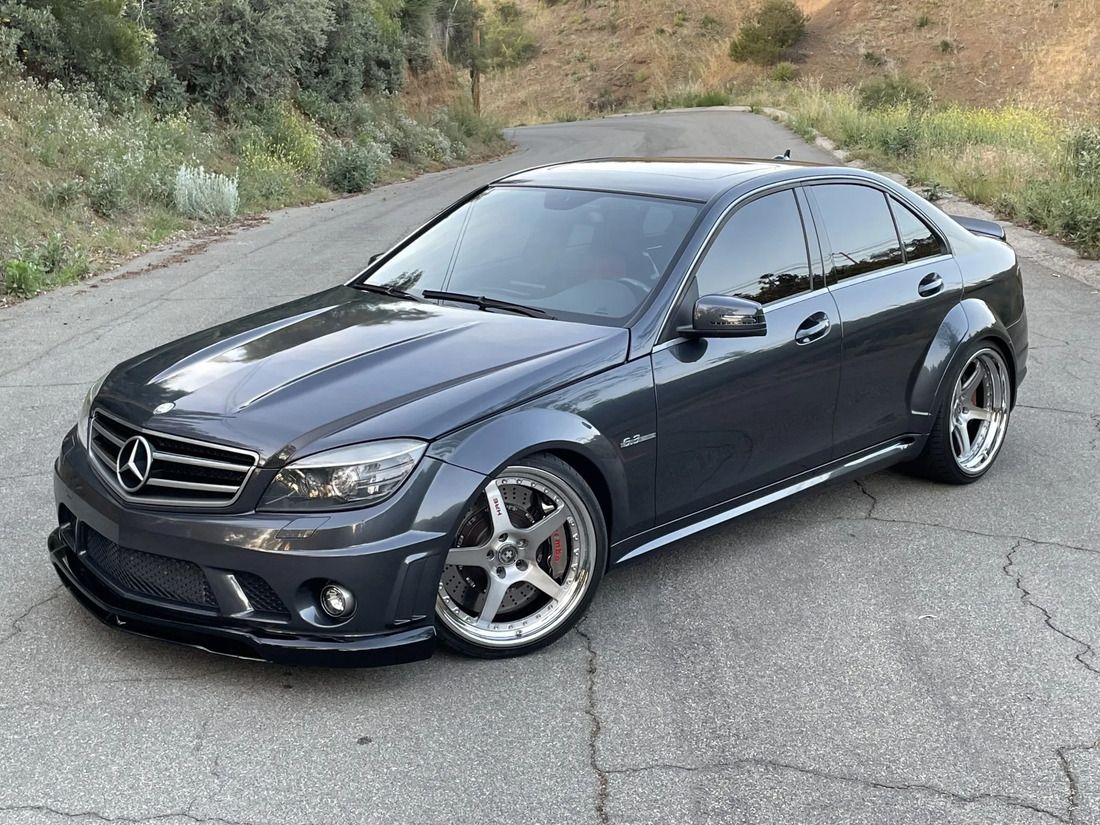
(918, 272), (944, 297)
(795, 312), (831, 345)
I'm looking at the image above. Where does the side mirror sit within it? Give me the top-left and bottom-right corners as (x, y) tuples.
(679, 294), (767, 338)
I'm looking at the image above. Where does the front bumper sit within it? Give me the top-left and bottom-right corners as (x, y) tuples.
(50, 429), (486, 667)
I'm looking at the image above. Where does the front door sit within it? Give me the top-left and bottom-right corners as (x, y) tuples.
(652, 189), (842, 524)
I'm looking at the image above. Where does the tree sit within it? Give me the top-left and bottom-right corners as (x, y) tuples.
(729, 0), (807, 66)
(146, 0), (335, 105)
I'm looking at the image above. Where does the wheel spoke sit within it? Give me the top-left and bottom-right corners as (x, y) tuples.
(447, 545), (492, 569)
(955, 421), (972, 455)
(520, 506), (568, 550)
(960, 366), (983, 401)
(483, 480), (514, 536)
(965, 406), (993, 422)
(477, 576), (511, 628)
(522, 566), (565, 602)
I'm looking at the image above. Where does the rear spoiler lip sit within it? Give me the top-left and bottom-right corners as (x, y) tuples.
(951, 214), (1007, 242)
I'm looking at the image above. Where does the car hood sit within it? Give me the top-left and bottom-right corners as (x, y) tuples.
(98, 286), (630, 463)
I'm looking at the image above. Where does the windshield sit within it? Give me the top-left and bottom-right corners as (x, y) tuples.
(360, 186), (702, 325)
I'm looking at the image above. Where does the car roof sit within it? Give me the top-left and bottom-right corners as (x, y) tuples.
(494, 157), (840, 202)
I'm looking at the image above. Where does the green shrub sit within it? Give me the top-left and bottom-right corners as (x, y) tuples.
(653, 89), (730, 109)
(771, 61), (798, 82)
(85, 160), (128, 216)
(859, 75), (933, 110)
(1, 233), (89, 296)
(237, 146), (298, 206)
(300, 0), (404, 100)
(173, 165), (240, 219)
(729, 0), (807, 66)
(2, 256), (44, 297)
(939, 38), (956, 53)
(149, 0), (335, 106)
(916, 14), (931, 28)
(1065, 126), (1100, 183)
(235, 102), (323, 176)
(1, 0), (149, 97)
(0, 23), (23, 74)
(481, 1), (540, 70)
(699, 15), (724, 39)
(322, 139), (391, 192)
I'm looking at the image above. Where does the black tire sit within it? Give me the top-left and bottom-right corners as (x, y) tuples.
(436, 453), (608, 659)
(907, 341), (1013, 484)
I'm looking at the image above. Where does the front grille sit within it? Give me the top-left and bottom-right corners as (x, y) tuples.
(82, 527), (218, 609)
(88, 409), (257, 508)
(234, 572), (289, 616)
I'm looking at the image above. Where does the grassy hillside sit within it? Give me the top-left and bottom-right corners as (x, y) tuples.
(473, 0), (1099, 258)
(0, 0), (508, 303)
(481, 0), (1099, 123)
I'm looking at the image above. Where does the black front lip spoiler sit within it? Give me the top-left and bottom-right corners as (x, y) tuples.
(49, 529), (436, 668)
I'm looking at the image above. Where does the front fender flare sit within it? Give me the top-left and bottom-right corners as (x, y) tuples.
(427, 408), (628, 538)
(910, 298), (1016, 423)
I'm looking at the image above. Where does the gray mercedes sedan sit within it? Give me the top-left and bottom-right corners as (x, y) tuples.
(49, 158), (1027, 665)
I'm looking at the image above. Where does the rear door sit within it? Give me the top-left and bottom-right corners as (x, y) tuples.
(804, 183), (962, 457)
(652, 188), (842, 523)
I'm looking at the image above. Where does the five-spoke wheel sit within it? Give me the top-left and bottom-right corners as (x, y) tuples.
(435, 454), (606, 657)
(911, 342), (1013, 483)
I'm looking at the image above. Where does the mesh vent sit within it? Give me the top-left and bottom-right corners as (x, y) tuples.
(83, 527), (217, 609)
(234, 572), (289, 616)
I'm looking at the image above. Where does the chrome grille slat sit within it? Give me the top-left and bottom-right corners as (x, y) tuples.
(91, 419), (124, 446)
(90, 440), (118, 469)
(151, 450), (252, 472)
(88, 409), (258, 508)
(145, 478), (241, 493)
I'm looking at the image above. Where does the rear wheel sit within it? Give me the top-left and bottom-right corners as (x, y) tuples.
(910, 343), (1012, 483)
(435, 454), (606, 658)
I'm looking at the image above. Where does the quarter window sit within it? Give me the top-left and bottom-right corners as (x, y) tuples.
(890, 198), (946, 262)
(694, 190), (812, 305)
(811, 184), (904, 282)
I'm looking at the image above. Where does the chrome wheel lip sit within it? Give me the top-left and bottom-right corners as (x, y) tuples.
(436, 465), (597, 649)
(950, 348), (1011, 475)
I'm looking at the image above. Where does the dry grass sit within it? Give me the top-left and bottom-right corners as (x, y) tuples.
(481, 0), (1100, 125)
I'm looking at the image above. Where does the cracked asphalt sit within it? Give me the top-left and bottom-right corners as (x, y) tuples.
(1, 110), (1099, 824)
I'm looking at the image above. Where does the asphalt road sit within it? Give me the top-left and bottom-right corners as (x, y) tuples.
(1, 110), (1099, 825)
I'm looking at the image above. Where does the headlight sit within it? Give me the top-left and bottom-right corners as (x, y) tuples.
(258, 439), (427, 512)
(75, 371), (110, 448)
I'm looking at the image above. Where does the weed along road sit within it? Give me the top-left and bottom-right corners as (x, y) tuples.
(3, 110), (1100, 825)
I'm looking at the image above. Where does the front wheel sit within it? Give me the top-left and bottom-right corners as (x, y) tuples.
(909, 343), (1013, 484)
(435, 454), (607, 658)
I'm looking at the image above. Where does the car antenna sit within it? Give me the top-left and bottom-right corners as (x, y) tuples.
(773, 148), (791, 160)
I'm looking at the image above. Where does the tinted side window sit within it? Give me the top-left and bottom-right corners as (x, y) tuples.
(812, 185), (904, 282)
(695, 190), (811, 305)
(890, 198), (946, 262)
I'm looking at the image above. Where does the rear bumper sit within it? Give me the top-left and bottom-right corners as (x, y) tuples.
(51, 429), (486, 667)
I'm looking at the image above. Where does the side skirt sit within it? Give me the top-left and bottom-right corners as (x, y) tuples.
(611, 436), (920, 566)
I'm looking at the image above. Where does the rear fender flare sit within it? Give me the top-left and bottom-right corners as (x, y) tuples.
(910, 298), (1016, 423)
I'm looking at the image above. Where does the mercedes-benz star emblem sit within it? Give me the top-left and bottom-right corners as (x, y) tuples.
(115, 435), (153, 492)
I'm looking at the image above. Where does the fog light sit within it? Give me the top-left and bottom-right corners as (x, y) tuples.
(320, 583), (355, 619)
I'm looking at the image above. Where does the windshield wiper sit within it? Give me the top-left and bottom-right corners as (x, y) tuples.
(422, 290), (554, 319)
(354, 282), (422, 301)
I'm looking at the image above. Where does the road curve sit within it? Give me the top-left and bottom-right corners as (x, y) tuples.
(1, 111), (1099, 825)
